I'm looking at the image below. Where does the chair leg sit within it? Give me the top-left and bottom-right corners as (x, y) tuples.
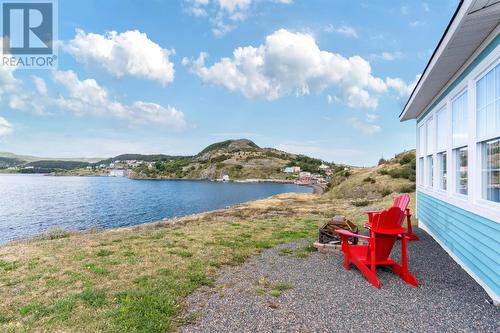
(340, 236), (350, 270)
(390, 236), (418, 287)
(352, 258), (380, 288)
(405, 209), (419, 241)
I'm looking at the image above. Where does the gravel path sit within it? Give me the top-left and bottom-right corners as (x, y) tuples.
(180, 230), (499, 333)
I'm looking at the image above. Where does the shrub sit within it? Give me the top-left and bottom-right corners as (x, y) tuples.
(363, 176), (376, 183)
(351, 200), (370, 207)
(398, 184), (416, 193)
(399, 152), (416, 165)
(380, 187), (392, 197)
(378, 157), (387, 165)
(378, 169), (389, 175)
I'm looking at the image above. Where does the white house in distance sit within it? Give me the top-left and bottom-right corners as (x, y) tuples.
(400, 1), (499, 305)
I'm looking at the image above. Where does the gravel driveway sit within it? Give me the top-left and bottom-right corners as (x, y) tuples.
(180, 230), (499, 333)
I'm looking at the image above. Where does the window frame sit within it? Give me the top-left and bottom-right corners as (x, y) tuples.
(479, 137), (500, 206)
(415, 49), (499, 222)
(437, 151), (447, 192)
(453, 146), (469, 197)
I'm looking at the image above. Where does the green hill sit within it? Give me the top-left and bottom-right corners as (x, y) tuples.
(324, 150), (416, 200)
(131, 139), (331, 180)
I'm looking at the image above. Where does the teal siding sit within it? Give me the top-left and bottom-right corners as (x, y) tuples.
(417, 191), (500, 298)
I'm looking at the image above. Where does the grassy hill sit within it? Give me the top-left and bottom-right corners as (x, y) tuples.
(131, 139), (331, 180)
(0, 152), (103, 164)
(324, 150), (416, 201)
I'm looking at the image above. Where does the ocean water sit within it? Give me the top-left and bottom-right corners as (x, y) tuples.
(0, 174), (311, 244)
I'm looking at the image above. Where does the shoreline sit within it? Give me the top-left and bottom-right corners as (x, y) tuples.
(0, 186), (318, 247)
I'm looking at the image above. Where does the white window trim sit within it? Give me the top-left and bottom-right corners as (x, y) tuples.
(416, 45), (500, 223)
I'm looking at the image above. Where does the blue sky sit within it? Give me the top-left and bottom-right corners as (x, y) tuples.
(0, 0), (459, 166)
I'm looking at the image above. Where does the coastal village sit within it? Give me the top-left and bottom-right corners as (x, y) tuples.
(1, 139), (337, 186)
(0, 1), (498, 332)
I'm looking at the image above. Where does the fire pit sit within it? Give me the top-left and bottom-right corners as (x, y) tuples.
(318, 215), (359, 245)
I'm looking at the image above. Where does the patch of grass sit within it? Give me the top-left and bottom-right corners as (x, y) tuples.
(381, 187), (392, 197)
(0, 259), (20, 271)
(0, 215), (321, 332)
(19, 303), (50, 318)
(37, 229), (71, 240)
(82, 262), (110, 275)
(0, 314), (11, 324)
(269, 289), (282, 297)
(398, 183), (416, 193)
(52, 297), (77, 321)
(279, 248), (294, 256)
(96, 249), (113, 257)
(351, 200), (370, 207)
(273, 282), (293, 292)
(79, 288), (107, 308)
(175, 251), (193, 258)
(363, 176), (376, 183)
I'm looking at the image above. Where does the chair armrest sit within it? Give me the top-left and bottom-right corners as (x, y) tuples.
(365, 210), (382, 215)
(335, 230), (370, 240)
(372, 227), (406, 235)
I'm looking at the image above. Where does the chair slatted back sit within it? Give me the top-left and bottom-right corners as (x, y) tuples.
(393, 193), (410, 212)
(368, 207), (405, 261)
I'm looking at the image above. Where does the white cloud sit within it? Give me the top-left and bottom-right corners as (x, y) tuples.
(64, 29), (175, 86)
(327, 94), (333, 104)
(324, 24), (358, 38)
(401, 5), (409, 15)
(422, 3), (430, 12)
(184, 0), (293, 36)
(371, 51), (403, 61)
(385, 74), (421, 99)
(365, 113), (379, 123)
(2, 68), (187, 129)
(183, 29), (411, 109)
(0, 116), (13, 137)
(51, 70), (186, 128)
(350, 117), (381, 134)
(409, 20), (425, 27)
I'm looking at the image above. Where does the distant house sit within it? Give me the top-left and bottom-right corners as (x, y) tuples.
(109, 169), (129, 177)
(222, 174), (230, 182)
(284, 166), (301, 173)
(400, 1), (499, 305)
(319, 163), (330, 170)
(297, 173), (312, 185)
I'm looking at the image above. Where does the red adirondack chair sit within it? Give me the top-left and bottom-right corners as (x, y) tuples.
(336, 206), (418, 288)
(365, 193), (419, 241)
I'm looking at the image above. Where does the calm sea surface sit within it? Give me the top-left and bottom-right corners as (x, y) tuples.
(0, 174), (311, 244)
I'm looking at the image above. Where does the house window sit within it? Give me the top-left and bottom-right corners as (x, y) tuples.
(476, 63), (499, 203)
(455, 147), (468, 195)
(436, 107), (447, 152)
(427, 155), (433, 187)
(436, 107), (447, 191)
(452, 91), (468, 196)
(438, 152), (447, 190)
(476, 63), (499, 142)
(452, 91), (468, 147)
(482, 138), (499, 203)
(418, 157), (424, 186)
(418, 125), (425, 158)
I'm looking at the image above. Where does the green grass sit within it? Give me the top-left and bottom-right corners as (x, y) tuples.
(0, 217), (320, 332)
